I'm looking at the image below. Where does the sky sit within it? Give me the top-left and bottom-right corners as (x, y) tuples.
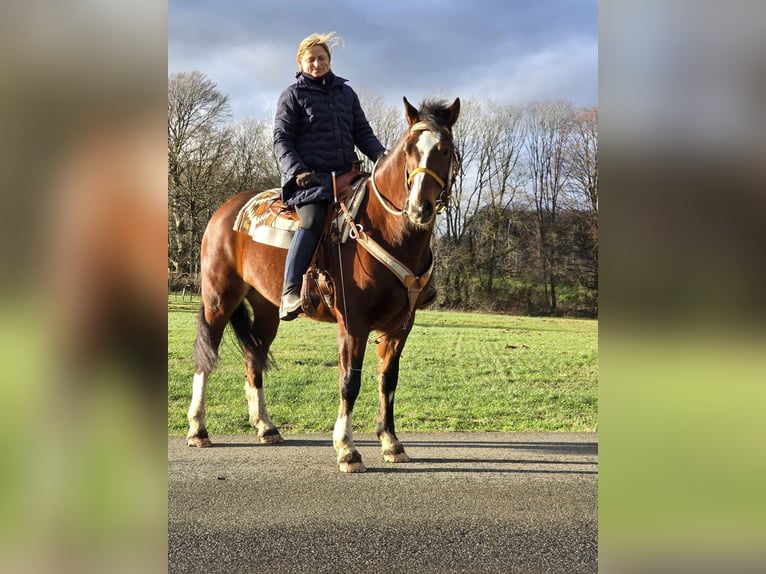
(168, 0), (597, 121)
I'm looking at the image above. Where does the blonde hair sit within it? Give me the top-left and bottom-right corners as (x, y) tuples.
(296, 32), (343, 63)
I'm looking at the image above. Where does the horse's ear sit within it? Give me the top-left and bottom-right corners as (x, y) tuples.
(445, 97), (461, 128)
(403, 96), (419, 126)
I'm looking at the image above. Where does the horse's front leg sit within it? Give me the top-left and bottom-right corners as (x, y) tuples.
(375, 332), (411, 463)
(333, 330), (367, 473)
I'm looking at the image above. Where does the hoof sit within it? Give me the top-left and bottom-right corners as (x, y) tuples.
(259, 432), (284, 444)
(383, 450), (411, 463)
(339, 461), (367, 473)
(187, 436), (212, 448)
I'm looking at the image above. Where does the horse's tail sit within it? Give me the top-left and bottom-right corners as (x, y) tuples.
(228, 302), (273, 373)
(194, 301), (273, 374)
(193, 304), (219, 374)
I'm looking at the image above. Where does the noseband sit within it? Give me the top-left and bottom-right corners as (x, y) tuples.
(405, 167), (448, 214)
(371, 121), (458, 217)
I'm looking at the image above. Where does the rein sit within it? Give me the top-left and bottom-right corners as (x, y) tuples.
(369, 158), (405, 216)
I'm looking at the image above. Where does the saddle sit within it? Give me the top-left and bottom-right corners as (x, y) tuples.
(233, 164), (369, 316)
(233, 164), (368, 248)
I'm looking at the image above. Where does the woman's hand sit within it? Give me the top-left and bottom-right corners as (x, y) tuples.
(296, 172), (321, 188)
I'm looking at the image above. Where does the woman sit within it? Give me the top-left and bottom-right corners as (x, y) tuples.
(273, 32), (385, 321)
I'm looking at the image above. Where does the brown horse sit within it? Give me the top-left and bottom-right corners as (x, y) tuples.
(187, 97), (460, 472)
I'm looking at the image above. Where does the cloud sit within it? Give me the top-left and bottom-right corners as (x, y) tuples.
(466, 35), (598, 105)
(168, 0), (598, 120)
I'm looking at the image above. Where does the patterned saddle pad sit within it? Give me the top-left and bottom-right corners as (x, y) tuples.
(233, 189), (300, 249)
(233, 177), (369, 249)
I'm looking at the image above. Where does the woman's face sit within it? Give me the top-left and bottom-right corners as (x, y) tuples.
(298, 45), (331, 78)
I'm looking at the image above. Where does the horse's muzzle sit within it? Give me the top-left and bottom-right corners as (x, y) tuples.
(405, 199), (435, 227)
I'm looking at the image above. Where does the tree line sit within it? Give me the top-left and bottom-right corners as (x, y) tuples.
(168, 71), (597, 317)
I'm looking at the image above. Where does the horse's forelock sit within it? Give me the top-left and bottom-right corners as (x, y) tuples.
(417, 99), (453, 130)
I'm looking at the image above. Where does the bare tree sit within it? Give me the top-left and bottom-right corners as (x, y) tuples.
(168, 71), (231, 175)
(474, 101), (526, 294)
(434, 97), (484, 306)
(356, 89), (405, 169)
(568, 106), (598, 215)
(436, 100), (528, 306)
(524, 101), (575, 312)
(167, 71), (230, 278)
(441, 97), (483, 246)
(226, 117), (281, 195)
(568, 106), (598, 301)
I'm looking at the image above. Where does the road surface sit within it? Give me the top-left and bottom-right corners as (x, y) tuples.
(168, 432), (597, 573)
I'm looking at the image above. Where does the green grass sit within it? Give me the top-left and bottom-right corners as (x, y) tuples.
(168, 299), (597, 434)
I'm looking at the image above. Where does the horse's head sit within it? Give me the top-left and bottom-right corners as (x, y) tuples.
(399, 96), (460, 227)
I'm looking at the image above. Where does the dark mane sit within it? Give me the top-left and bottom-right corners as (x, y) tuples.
(418, 99), (454, 129)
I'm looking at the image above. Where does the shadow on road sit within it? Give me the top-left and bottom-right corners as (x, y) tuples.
(197, 435), (598, 476)
(367, 466), (597, 475)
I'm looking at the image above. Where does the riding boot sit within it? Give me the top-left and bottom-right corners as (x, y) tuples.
(280, 227), (320, 321)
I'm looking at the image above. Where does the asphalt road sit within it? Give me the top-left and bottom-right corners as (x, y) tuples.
(168, 432), (598, 573)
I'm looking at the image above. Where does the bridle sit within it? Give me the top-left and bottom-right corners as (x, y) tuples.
(370, 121), (459, 217)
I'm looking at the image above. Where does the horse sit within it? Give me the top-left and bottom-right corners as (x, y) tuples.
(186, 96), (460, 472)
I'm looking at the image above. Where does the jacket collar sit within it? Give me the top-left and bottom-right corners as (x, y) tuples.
(295, 71), (347, 90)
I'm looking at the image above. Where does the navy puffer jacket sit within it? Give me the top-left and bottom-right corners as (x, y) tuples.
(274, 71), (385, 206)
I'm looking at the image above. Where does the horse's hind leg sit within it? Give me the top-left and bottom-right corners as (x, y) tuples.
(375, 332), (411, 463)
(187, 301), (232, 447)
(241, 291), (283, 443)
(187, 370), (212, 447)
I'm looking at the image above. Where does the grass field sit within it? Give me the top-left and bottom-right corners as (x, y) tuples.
(168, 297), (597, 434)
